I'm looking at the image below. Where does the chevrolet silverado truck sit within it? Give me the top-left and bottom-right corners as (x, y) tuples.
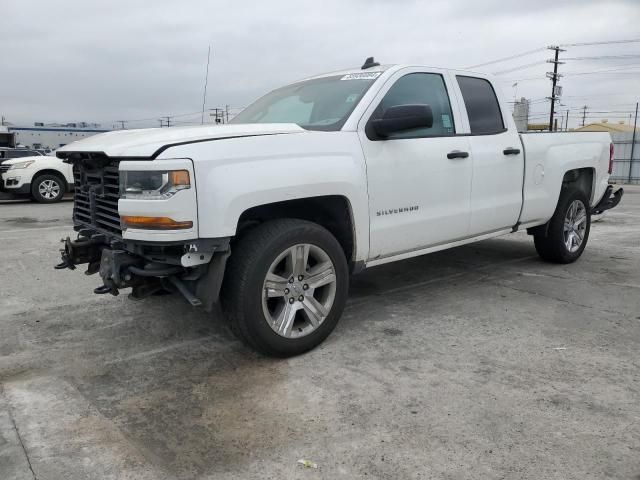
(55, 58), (623, 357)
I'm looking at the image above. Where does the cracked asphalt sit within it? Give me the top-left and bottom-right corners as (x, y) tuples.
(0, 187), (639, 479)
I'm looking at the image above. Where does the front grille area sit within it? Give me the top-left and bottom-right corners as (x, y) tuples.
(73, 160), (122, 236)
(0, 164), (10, 174)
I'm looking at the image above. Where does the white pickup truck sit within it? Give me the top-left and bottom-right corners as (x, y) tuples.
(55, 59), (623, 356)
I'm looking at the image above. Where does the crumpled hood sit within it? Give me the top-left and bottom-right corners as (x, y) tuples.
(56, 123), (306, 159)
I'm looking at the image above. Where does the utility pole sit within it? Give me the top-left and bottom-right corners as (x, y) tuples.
(1, 115), (5, 126)
(210, 108), (222, 124)
(225, 104), (230, 124)
(581, 105), (588, 127)
(162, 116), (171, 127)
(117, 120), (126, 130)
(546, 45), (565, 132)
(629, 102), (638, 183)
(565, 109), (570, 131)
(158, 119), (164, 128)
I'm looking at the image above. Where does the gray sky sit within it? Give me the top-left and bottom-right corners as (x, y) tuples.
(2, 0), (639, 129)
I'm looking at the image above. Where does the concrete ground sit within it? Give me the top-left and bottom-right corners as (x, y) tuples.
(0, 188), (638, 480)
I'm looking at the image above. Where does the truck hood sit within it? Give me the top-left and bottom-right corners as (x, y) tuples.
(56, 123), (306, 159)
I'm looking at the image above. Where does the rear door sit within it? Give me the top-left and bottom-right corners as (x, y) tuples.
(358, 68), (473, 259)
(453, 75), (524, 235)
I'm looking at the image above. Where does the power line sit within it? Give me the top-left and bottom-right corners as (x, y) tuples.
(465, 47), (546, 69)
(466, 38), (640, 70)
(492, 60), (548, 75)
(564, 71), (640, 77)
(501, 63), (640, 83)
(559, 38), (640, 47)
(562, 54), (640, 61)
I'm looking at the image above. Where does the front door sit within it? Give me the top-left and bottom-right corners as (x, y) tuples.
(358, 69), (473, 260)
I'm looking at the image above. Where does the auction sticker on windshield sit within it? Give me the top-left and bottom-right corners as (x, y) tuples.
(341, 72), (382, 80)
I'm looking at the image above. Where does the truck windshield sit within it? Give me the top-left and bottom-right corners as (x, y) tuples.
(230, 74), (379, 131)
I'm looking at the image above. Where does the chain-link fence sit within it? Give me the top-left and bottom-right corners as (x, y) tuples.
(610, 132), (639, 184)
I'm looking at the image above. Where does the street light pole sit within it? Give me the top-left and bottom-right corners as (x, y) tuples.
(629, 102), (638, 183)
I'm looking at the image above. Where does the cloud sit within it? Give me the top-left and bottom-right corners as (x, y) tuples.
(1, 0), (638, 129)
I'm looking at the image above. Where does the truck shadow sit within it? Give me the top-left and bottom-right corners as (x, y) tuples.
(349, 236), (537, 300)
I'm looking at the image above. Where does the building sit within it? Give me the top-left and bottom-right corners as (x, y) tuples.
(0, 125), (15, 147)
(512, 98), (529, 132)
(6, 122), (112, 150)
(574, 120), (638, 133)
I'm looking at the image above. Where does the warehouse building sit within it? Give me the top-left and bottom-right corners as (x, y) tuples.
(574, 120), (638, 133)
(6, 123), (112, 151)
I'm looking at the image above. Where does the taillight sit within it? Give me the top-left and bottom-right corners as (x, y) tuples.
(608, 142), (614, 174)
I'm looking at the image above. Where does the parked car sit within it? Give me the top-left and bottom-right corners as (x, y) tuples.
(54, 59), (623, 356)
(0, 150), (73, 202)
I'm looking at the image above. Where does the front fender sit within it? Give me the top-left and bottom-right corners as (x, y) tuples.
(160, 131), (370, 262)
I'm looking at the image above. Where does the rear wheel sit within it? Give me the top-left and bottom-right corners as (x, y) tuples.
(31, 174), (65, 203)
(534, 188), (591, 264)
(222, 219), (349, 357)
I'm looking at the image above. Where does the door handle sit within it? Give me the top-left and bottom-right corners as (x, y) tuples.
(447, 150), (469, 159)
(503, 147), (521, 155)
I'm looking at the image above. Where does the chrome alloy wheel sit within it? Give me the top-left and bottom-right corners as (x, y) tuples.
(563, 199), (587, 253)
(39, 179), (61, 199)
(262, 243), (337, 339)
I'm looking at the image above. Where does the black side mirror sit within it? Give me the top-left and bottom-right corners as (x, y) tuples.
(371, 104), (434, 138)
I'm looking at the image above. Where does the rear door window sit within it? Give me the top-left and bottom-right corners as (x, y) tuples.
(456, 76), (505, 134)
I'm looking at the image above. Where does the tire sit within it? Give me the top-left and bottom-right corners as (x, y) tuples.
(31, 174), (66, 203)
(222, 219), (349, 357)
(534, 188), (591, 264)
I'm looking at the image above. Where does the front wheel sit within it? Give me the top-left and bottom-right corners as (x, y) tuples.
(31, 174), (66, 203)
(222, 219), (349, 357)
(534, 188), (591, 263)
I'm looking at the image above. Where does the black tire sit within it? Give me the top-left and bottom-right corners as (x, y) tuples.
(31, 174), (66, 203)
(221, 219), (349, 357)
(534, 188), (591, 264)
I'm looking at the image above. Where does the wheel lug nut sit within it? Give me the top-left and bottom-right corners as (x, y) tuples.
(298, 295), (304, 302)
(289, 277), (294, 283)
(298, 275), (304, 281)
(284, 288), (289, 294)
(303, 284), (309, 290)
(289, 298), (295, 304)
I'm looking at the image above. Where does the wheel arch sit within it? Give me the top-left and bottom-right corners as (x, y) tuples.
(561, 167), (594, 204)
(527, 168), (594, 237)
(235, 195), (357, 265)
(32, 169), (70, 191)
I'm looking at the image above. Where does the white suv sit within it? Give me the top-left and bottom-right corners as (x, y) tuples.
(1, 151), (73, 203)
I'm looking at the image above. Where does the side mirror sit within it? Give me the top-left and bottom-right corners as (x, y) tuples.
(371, 104), (434, 138)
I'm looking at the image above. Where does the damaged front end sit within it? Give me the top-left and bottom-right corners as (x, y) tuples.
(54, 151), (229, 311)
(56, 231), (230, 311)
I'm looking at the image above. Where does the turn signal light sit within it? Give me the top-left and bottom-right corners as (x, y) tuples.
(169, 170), (190, 186)
(121, 216), (193, 230)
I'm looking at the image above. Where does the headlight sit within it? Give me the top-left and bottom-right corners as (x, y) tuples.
(8, 160), (35, 170)
(120, 170), (190, 200)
